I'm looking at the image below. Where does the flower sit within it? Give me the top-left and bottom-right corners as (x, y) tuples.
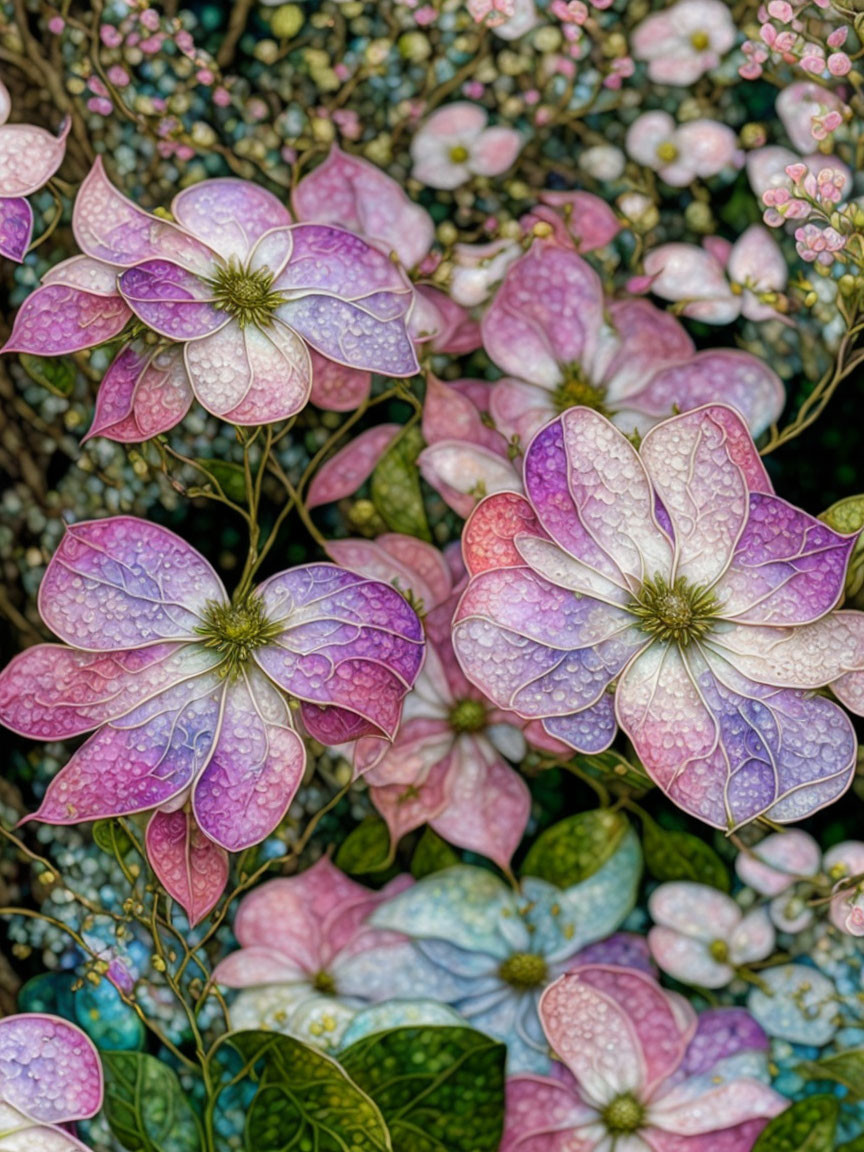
(212, 857), (422, 1050)
(468, 0), (539, 39)
(824, 841), (864, 937)
(369, 855), (644, 1072)
(735, 829), (822, 932)
(502, 966), (785, 1151)
(632, 0), (735, 85)
(520, 189), (621, 250)
(648, 881), (775, 987)
(626, 110), (740, 186)
(448, 238), (521, 307)
(4, 159), (419, 438)
(0, 516), (424, 872)
(0, 79), (69, 262)
(480, 241), (783, 443)
(410, 103), (522, 190)
(0, 1013), (103, 1150)
(641, 225), (789, 324)
(776, 82), (846, 152)
(795, 222), (846, 265)
(452, 404), (864, 829)
(747, 963), (839, 1045)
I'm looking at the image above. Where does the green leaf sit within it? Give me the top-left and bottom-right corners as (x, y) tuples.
(102, 1051), (203, 1152)
(19, 353), (76, 397)
(411, 827), (460, 880)
(520, 809), (628, 887)
(93, 819), (134, 860)
(341, 1025), (506, 1152)
(752, 1096), (838, 1151)
(194, 459), (247, 504)
(821, 494), (864, 607)
(641, 814), (730, 891)
(370, 425), (431, 541)
(838, 1137), (864, 1152)
(799, 1048), (864, 1099)
(223, 1030), (390, 1152)
(335, 816), (393, 875)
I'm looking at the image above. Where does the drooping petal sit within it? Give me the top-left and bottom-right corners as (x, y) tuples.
(419, 441), (521, 518)
(277, 292), (419, 377)
(370, 749), (452, 843)
(2, 282), (131, 355)
(0, 196), (32, 262)
(192, 668), (306, 851)
(86, 343), (193, 442)
(38, 517), (227, 650)
(118, 260), (227, 341)
(327, 534), (453, 611)
(422, 374), (507, 455)
(488, 376), (557, 445)
(501, 1074), (597, 1152)
(0, 118), (68, 196)
(0, 1014), (102, 1123)
(171, 179), (291, 263)
(462, 491), (547, 576)
(481, 243), (604, 389)
(145, 809), (228, 926)
(306, 424), (400, 508)
(308, 348), (371, 411)
(32, 674), (223, 824)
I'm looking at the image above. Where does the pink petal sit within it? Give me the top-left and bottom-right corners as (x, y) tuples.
(274, 222), (413, 300)
(0, 196), (33, 262)
(646, 1121), (770, 1152)
(184, 323), (251, 415)
(734, 830), (821, 895)
(277, 292), (419, 377)
(171, 178), (291, 263)
(308, 349), (371, 411)
(413, 286), (482, 354)
(710, 609), (864, 687)
(727, 225), (787, 293)
(469, 125), (523, 176)
(38, 517), (226, 650)
(501, 1074), (596, 1152)
(461, 491), (546, 575)
(648, 926), (735, 988)
(416, 102), (488, 141)
(0, 1014), (102, 1123)
(423, 374), (507, 453)
(674, 121), (740, 179)
(649, 881), (741, 941)
(600, 298), (694, 403)
(2, 282), (131, 355)
(327, 534), (453, 610)
(488, 377), (556, 445)
(650, 1078), (785, 1138)
(146, 808), (228, 926)
(211, 945), (307, 989)
(418, 441), (521, 518)
(0, 118), (68, 196)
(192, 669), (305, 851)
(642, 244), (738, 324)
(218, 323), (312, 425)
(306, 424), (401, 508)
(86, 343), (193, 442)
(535, 190), (621, 253)
(371, 753), (452, 843)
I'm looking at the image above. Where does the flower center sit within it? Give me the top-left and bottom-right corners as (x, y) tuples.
(313, 969), (336, 994)
(629, 574), (719, 647)
(210, 259), (285, 328)
(553, 366), (608, 416)
(602, 1093), (645, 1135)
(690, 30), (710, 50)
(449, 144), (470, 163)
(656, 141), (679, 163)
(448, 698), (488, 734)
(498, 952), (548, 989)
(197, 595), (281, 679)
(708, 938), (729, 962)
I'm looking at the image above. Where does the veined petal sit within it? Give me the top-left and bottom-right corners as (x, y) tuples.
(0, 119), (68, 196)
(328, 534), (453, 612)
(0, 196), (32, 262)
(42, 254), (120, 295)
(0, 1014), (102, 1123)
(2, 282), (131, 355)
(501, 1075), (597, 1152)
(462, 491), (547, 576)
(172, 178), (291, 263)
(709, 610), (864, 687)
(86, 343), (193, 443)
(598, 298), (694, 402)
(649, 1077), (784, 1137)
(146, 809), (228, 926)
(541, 695), (618, 753)
(306, 424), (400, 508)
(277, 292), (419, 376)
(419, 441), (521, 519)
(218, 323), (311, 425)
(515, 535), (632, 607)
(273, 222), (413, 300)
(119, 260), (227, 340)
(38, 517), (227, 650)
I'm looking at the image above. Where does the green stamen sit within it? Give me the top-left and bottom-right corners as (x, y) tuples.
(448, 698), (488, 734)
(602, 1093), (645, 1135)
(498, 952), (548, 989)
(553, 367), (609, 416)
(210, 259), (285, 328)
(197, 594), (282, 679)
(629, 574), (719, 647)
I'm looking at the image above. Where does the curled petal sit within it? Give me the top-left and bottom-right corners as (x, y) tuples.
(307, 424), (400, 508)
(0, 1014), (102, 1123)
(0, 196), (32, 262)
(86, 343), (193, 442)
(172, 179), (291, 263)
(419, 441), (520, 519)
(146, 809), (228, 926)
(0, 117), (69, 197)
(3, 282), (131, 355)
(462, 491), (547, 576)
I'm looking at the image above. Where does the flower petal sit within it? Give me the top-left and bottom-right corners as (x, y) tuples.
(327, 534), (453, 611)
(172, 179), (291, 263)
(0, 195), (32, 262)
(119, 260), (227, 340)
(371, 750), (452, 843)
(419, 441), (521, 518)
(422, 374), (507, 454)
(647, 927), (734, 988)
(462, 491), (547, 576)
(277, 292), (419, 376)
(193, 669), (305, 851)
(38, 517), (226, 650)
(709, 609), (864, 687)
(541, 695), (618, 753)
(86, 343), (193, 442)
(676, 1008), (769, 1080)
(217, 323), (311, 425)
(0, 118), (68, 196)
(650, 1077), (784, 1138)
(734, 830), (821, 896)
(145, 809), (228, 926)
(306, 424), (400, 508)
(308, 349), (371, 411)
(501, 1074), (597, 1152)
(746, 963), (838, 1045)
(0, 1014), (102, 1123)
(2, 283), (131, 355)
(649, 881), (741, 941)
(274, 222), (414, 301)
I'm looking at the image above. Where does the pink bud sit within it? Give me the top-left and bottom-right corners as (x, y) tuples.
(828, 52), (852, 76)
(827, 25), (848, 47)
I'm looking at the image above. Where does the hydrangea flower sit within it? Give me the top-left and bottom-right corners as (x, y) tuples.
(0, 79), (69, 262)
(502, 966), (785, 1151)
(626, 111), (740, 187)
(648, 881), (775, 987)
(452, 404), (864, 829)
(369, 845), (643, 1072)
(631, 0), (736, 85)
(481, 241), (783, 443)
(0, 1013), (103, 1150)
(747, 963), (840, 1046)
(0, 516), (424, 884)
(410, 103), (522, 190)
(3, 159), (419, 439)
(212, 857), (422, 1051)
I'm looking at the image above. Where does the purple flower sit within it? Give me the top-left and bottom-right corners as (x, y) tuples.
(452, 404), (864, 829)
(0, 80), (69, 263)
(0, 1013), (103, 1150)
(0, 516), (424, 872)
(4, 159), (419, 439)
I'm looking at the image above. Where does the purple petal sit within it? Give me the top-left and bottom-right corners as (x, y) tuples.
(86, 343), (193, 442)
(171, 178), (291, 263)
(3, 283), (131, 355)
(273, 222), (413, 301)
(0, 641), (219, 739)
(674, 1009), (769, 1082)
(571, 932), (654, 973)
(146, 809), (228, 926)
(119, 260), (227, 340)
(0, 1014), (102, 1123)
(38, 517), (226, 650)
(501, 1075), (595, 1152)
(541, 695), (617, 753)
(193, 669), (305, 851)
(0, 118), (68, 196)
(0, 195), (32, 262)
(73, 157), (214, 273)
(306, 424), (401, 508)
(33, 674), (223, 824)
(201, 323), (311, 425)
(481, 243), (604, 389)
(277, 293), (419, 376)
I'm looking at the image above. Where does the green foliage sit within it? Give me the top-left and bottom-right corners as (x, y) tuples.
(752, 1097), (838, 1152)
(335, 815), (394, 876)
(371, 425), (431, 540)
(19, 352), (76, 397)
(641, 813), (730, 891)
(574, 749), (651, 793)
(199, 459), (247, 504)
(799, 1049), (864, 1099)
(520, 809), (627, 887)
(93, 818), (135, 860)
(102, 1052), (203, 1152)
(341, 1025), (506, 1152)
(821, 494), (864, 607)
(411, 827), (460, 880)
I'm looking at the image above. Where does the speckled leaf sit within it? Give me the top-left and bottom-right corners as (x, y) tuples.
(520, 810), (627, 887)
(411, 827), (460, 880)
(224, 1030), (390, 1152)
(340, 1026), (506, 1152)
(370, 425), (431, 542)
(798, 1049), (864, 1099)
(642, 814), (731, 892)
(19, 353), (76, 397)
(102, 1051), (203, 1152)
(752, 1096), (837, 1151)
(821, 494), (864, 607)
(334, 816), (393, 876)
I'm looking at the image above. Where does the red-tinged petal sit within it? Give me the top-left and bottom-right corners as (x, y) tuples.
(0, 196), (32, 262)
(86, 343), (193, 443)
(0, 1014), (102, 1123)
(172, 179), (291, 263)
(372, 754), (452, 843)
(146, 808), (228, 926)
(306, 424), (401, 507)
(308, 348), (371, 412)
(0, 117), (68, 197)
(3, 283), (131, 355)
(461, 491), (546, 576)
(422, 374), (507, 454)
(501, 1074), (596, 1152)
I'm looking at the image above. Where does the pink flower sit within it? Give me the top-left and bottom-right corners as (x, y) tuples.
(0, 79), (69, 262)
(735, 829), (821, 931)
(480, 241), (783, 443)
(0, 516), (424, 887)
(631, 0), (736, 85)
(747, 145), (852, 211)
(642, 224), (788, 323)
(795, 222), (846, 265)
(626, 110), (740, 186)
(777, 82), (846, 151)
(521, 190), (620, 252)
(648, 882), (775, 986)
(502, 966), (785, 1151)
(824, 841), (864, 936)
(452, 405), (864, 829)
(468, 0), (539, 39)
(449, 237), (521, 306)
(410, 103), (522, 190)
